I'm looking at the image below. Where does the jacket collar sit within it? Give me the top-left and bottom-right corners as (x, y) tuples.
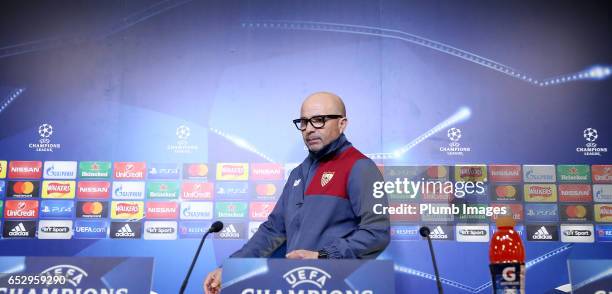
(307, 133), (351, 161)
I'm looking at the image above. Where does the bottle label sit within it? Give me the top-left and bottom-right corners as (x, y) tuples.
(489, 263), (525, 294)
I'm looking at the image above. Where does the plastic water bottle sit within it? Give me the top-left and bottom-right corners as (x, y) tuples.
(489, 215), (525, 294)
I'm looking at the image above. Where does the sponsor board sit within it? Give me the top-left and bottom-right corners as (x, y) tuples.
(491, 225), (525, 239)
(456, 224), (489, 242)
(180, 182), (213, 200)
(37, 220), (73, 239)
(556, 165), (590, 183)
(591, 165), (612, 183)
(250, 163), (283, 181)
(390, 225), (420, 241)
(7, 181), (40, 198)
(559, 204), (592, 222)
(111, 201), (144, 219)
(147, 181), (180, 199)
(491, 184), (522, 201)
(41, 180), (75, 198)
(215, 202), (248, 218)
(77, 201), (108, 218)
(43, 161), (77, 179)
(146, 201), (179, 219)
(0, 160), (6, 178)
(454, 165), (487, 182)
(4, 200), (39, 219)
(112, 181), (145, 200)
(2, 220), (36, 238)
(524, 204), (559, 222)
(249, 202), (275, 220)
(560, 224), (594, 243)
(113, 162), (146, 180)
(488, 165), (522, 182)
(183, 163), (209, 180)
(77, 181), (111, 199)
(8, 161), (42, 179)
(74, 219), (108, 239)
(255, 183), (279, 198)
(179, 221), (211, 238)
(526, 225), (559, 241)
(214, 223), (246, 239)
(248, 221), (263, 239)
(558, 184), (592, 202)
(40, 200), (74, 219)
(216, 163), (248, 181)
(420, 204), (453, 223)
(524, 184), (557, 202)
(216, 182), (249, 197)
(180, 202), (213, 220)
(110, 221), (142, 239)
(595, 225), (612, 242)
(147, 163), (181, 180)
(78, 161), (112, 179)
(490, 203), (523, 222)
(593, 184), (612, 202)
(594, 204), (612, 222)
(523, 165), (556, 183)
(144, 221), (177, 240)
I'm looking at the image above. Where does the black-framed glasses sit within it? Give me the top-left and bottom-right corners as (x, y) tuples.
(292, 115), (344, 131)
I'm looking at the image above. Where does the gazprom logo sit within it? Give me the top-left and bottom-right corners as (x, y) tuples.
(43, 161), (77, 179)
(283, 267), (331, 289)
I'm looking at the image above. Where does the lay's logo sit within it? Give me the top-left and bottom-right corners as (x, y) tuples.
(111, 201), (144, 219)
(216, 163), (248, 181)
(41, 181), (75, 199)
(524, 184), (557, 202)
(0, 160), (7, 178)
(454, 165), (487, 182)
(594, 204), (612, 223)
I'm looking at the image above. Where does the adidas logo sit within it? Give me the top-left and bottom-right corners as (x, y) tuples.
(532, 226), (553, 240)
(429, 226), (448, 239)
(9, 223), (30, 237)
(219, 224), (240, 238)
(115, 224), (135, 237)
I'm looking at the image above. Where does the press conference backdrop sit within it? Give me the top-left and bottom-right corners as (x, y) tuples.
(1, 1), (611, 293)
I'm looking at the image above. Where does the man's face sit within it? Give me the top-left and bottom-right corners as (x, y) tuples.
(300, 101), (346, 152)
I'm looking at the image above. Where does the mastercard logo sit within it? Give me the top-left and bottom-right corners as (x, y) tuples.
(82, 202), (104, 215)
(565, 205), (588, 218)
(495, 185), (517, 198)
(13, 182), (35, 194)
(188, 164), (208, 177)
(256, 184), (276, 196)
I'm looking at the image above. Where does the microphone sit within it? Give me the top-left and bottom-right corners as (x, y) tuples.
(420, 226), (443, 294)
(179, 221), (224, 294)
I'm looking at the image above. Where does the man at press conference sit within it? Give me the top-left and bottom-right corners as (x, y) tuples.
(204, 92), (390, 294)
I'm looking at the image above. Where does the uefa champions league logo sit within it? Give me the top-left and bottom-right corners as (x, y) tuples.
(176, 125), (190, 140)
(28, 123), (61, 152)
(447, 127), (462, 142)
(583, 128), (598, 142)
(38, 123), (54, 141)
(577, 128), (607, 156)
(440, 127), (470, 156)
(167, 125), (198, 154)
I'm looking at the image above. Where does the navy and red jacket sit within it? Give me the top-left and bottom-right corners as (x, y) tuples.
(230, 134), (390, 259)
